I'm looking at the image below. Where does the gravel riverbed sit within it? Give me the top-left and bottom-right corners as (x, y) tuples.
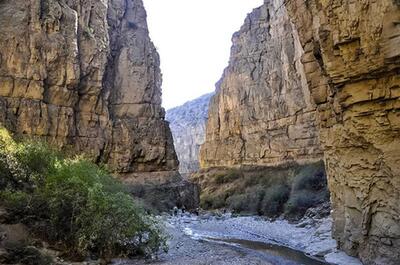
(114, 213), (362, 265)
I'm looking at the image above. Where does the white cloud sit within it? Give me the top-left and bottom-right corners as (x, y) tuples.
(143, 0), (264, 109)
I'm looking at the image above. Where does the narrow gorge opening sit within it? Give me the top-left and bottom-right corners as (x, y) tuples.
(151, 0), (331, 223)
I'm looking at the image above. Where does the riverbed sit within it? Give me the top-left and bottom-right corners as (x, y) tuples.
(114, 213), (362, 265)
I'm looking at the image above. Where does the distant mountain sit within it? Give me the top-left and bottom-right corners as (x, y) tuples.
(166, 93), (214, 175)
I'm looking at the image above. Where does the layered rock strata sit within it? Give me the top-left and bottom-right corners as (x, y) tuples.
(166, 93), (213, 175)
(0, 0), (178, 178)
(200, 1), (323, 168)
(284, 1), (400, 264)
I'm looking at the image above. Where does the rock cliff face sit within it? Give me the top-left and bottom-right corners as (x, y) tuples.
(0, 0), (179, 182)
(200, 1), (323, 168)
(166, 93), (213, 175)
(285, 1), (400, 264)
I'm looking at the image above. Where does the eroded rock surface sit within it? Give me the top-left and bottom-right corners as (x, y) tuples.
(166, 93), (213, 175)
(200, 1), (323, 169)
(0, 0), (178, 183)
(285, 0), (400, 264)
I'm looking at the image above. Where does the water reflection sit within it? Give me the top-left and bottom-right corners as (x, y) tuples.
(205, 237), (329, 265)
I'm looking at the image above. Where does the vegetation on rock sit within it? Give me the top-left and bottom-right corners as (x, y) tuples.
(285, 166), (329, 218)
(192, 161), (329, 219)
(0, 128), (167, 261)
(1, 242), (53, 265)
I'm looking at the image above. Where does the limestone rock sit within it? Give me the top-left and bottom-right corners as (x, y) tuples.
(166, 93), (213, 175)
(200, 1), (323, 168)
(0, 0), (178, 183)
(285, 0), (400, 264)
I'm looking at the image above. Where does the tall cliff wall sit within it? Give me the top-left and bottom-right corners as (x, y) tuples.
(200, 1), (323, 168)
(166, 93), (213, 175)
(0, 0), (178, 182)
(285, 0), (400, 264)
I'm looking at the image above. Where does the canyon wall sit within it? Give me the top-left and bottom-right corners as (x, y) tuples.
(284, 0), (400, 264)
(0, 0), (179, 183)
(200, 1), (323, 168)
(200, 0), (400, 263)
(166, 93), (213, 175)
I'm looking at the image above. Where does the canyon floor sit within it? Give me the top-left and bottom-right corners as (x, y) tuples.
(114, 212), (362, 265)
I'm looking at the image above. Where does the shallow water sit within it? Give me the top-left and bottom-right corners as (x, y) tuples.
(204, 237), (329, 265)
(182, 220), (329, 265)
(172, 214), (362, 265)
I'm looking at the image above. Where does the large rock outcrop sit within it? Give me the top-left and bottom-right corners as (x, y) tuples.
(200, 1), (323, 168)
(0, 0), (179, 183)
(285, 0), (400, 264)
(166, 93), (213, 175)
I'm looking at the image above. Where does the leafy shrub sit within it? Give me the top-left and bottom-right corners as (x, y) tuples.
(292, 162), (327, 192)
(0, 153), (17, 190)
(260, 185), (290, 217)
(0, 127), (167, 260)
(199, 194), (213, 209)
(285, 161), (330, 219)
(1, 243), (53, 265)
(0, 191), (43, 224)
(285, 190), (318, 217)
(0, 127), (17, 151)
(200, 193), (225, 209)
(0, 129), (30, 190)
(15, 140), (60, 178)
(0, 129), (60, 190)
(225, 194), (248, 213)
(226, 186), (265, 214)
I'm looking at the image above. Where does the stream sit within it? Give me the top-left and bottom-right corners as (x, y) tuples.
(181, 221), (329, 265)
(114, 214), (362, 265)
(167, 213), (362, 265)
(202, 237), (329, 265)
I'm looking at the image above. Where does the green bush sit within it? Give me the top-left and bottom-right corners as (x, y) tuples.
(200, 193), (225, 209)
(0, 129), (60, 190)
(0, 127), (17, 151)
(0, 190), (41, 224)
(0, 153), (17, 190)
(260, 185), (290, 217)
(292, 163), (327, 192)
(225, 186), (265, 214)
(199, 193), (212, 209)
(15, 140), (60, 178)
(285, 190), (317, 217)
(0, 129), (30, 190)
(285, 161), (329, 219)
(225, 194), (248, 213)
(0, 127), (167, 260)
(1, 243), (53, 265)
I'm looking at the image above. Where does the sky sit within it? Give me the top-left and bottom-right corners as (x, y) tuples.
(143, 0), (264, 110)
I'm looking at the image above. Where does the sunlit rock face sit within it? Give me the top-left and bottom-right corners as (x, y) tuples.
(0, 0), (178, 181)
(166, 93), (213, 175)
(285, 0), (400, 264)
(200, 1), (323, 169)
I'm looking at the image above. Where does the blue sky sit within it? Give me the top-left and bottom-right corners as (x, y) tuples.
(143, 0), (263, 109)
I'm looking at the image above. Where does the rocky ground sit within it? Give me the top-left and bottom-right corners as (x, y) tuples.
(114, 210), (362, 265)
(114, 218), (272, 265)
